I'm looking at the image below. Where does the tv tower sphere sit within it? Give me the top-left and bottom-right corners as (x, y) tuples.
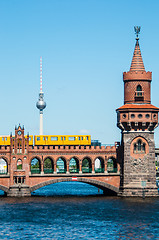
(36, 92), (46, 112)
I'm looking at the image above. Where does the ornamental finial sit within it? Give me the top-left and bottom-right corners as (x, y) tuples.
(134, 26), (141, 40)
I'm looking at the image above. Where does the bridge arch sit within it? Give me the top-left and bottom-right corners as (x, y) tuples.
(82, 156), (92, 173)
(94, 157), (104, 173)
(30, 157), (42, 174)
(69, 157), (79, 173)
(0, 157), (8, 174)
(30, 177), (119, 195)
(107, 157), (117, 173)
(56, 157), (67, 173)
(43, 157), (54, 174)
(0, 184), (9, 193)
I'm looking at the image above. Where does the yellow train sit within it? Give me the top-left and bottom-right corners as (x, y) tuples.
(0, 135), (91, 146)
(34, 135), (91, 146)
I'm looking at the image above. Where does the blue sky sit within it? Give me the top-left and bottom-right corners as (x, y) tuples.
(0, 0), (159, 146)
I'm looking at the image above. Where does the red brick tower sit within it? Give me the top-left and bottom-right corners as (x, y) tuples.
(117, 27), (159, 196)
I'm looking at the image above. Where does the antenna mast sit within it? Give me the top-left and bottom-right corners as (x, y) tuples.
(36, 57), (46, 135)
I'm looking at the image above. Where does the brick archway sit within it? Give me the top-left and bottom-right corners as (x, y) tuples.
(30, 177), (119, 194)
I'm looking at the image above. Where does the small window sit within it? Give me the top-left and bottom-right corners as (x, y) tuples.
(81, 137), (83, 140)
(17, 159), (22, 170)
(51, 137), (58, 141)
(43, 137), (45, 140)
(46, 137), (48, 141)
(37, 137), (40, 141)
(78, 137), (80, 140)
(69, 137), (75, 141)
(131, 114), (135, 119)
(138, 140), (141, 151)
(5, 137), (7, 141)
(146, 114), (150, 119)
(2, 137), (4, 141)
(137, 85), (142, 91)
(61, 137), (63, 141)
(138, 114), (143, 119)
(86, 136), (88, 140)
(29, 137), (31, 141)
(64, 137), (66, 141)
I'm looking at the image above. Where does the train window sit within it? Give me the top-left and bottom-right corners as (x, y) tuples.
(5, 137), (7, 141)
(64, 137), (66, 140)
(61, 137), (63, 141)
(37, 137), (40, 141)
(51, 137), (58, 141)
(2, 137), (4, 141)
(69, 137), (75, 141)
(86, 136), (88, 140)
(46, 137), (48, 141)
(78, 137), (80, 140)
(29, 137), (31, 141)
(43, 137), (45, 140)
(81, 137), (83, 140)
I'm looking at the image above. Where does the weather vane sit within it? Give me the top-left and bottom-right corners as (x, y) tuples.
(134, 26), (141, 40)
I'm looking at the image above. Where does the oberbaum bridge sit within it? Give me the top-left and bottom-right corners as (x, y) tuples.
(0, 27), (159, 197)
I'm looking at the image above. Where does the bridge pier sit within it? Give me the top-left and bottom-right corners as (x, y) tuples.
(7, 185), (31, 197)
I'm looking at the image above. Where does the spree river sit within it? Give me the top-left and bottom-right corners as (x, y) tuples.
(0, 182), (159, 240)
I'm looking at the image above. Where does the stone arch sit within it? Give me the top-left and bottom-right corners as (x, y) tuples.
(30, 177), (119, 195)
(43, 157), (54, 174)
(56, 157), (67, 173)
(107, 157), (117, 173)
(30, 157), (42, 174)
(130, 136), (149, 158)
(69, 157), (79, 173)
(0, 184), (9, 193)
(82, 156), (92, 173)
(0, 157), (8, 174)
(94, 157), (104, 173)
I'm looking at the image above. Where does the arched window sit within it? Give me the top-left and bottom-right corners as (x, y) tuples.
(133, 139), (146, 153)
(135, 85), (143, 98)
(137, 85), (142, 91)
(17, 159), (22, 170)
(0, 158), (8, 174)
(138, 140), (141, 151)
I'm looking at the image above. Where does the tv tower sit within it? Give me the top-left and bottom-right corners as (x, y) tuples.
(36, 57), (46, 135)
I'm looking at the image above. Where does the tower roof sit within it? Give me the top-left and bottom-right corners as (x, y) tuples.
(129, 39), (145, 72)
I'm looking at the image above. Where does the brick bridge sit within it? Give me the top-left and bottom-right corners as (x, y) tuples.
(0, 126), (120, 197)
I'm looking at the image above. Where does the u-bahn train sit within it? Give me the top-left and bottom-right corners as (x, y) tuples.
(0, 135), (91, 146)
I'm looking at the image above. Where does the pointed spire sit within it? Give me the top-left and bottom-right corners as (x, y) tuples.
(129, 26), (145, 72)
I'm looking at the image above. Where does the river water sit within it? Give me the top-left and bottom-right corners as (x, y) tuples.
(0, 182), (159, 240)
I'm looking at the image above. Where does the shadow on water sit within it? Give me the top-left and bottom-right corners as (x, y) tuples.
(31, 182), (104, 197)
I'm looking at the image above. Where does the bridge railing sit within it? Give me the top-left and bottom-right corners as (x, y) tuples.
(44, 169), (54, 174)
(95, 168), (104, 173)
(69, 169), (79, 173)
(107, 168), (117, 173)
(82, 167), (92, 173)
(31, 169), (41, 174)
(57, 169), (67, 174)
